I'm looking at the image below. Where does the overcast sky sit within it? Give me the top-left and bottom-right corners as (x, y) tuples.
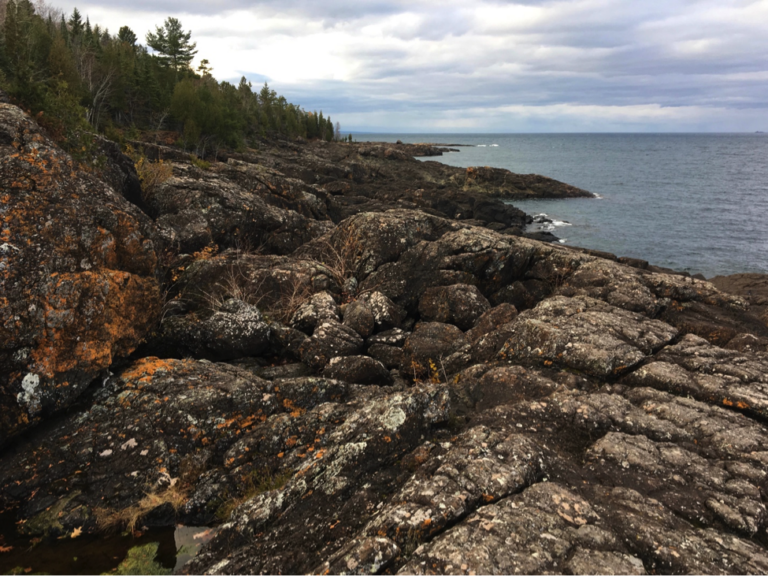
(54, 0), (768, 132)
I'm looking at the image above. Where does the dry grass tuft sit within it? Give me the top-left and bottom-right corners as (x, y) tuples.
(267, 275), (314, 324)
(310, 233), (363, 296)
(95, 483), (188, 535)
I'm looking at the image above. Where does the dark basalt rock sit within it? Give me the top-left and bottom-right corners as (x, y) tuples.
(465, 302), (518, 343)
(367, 328), (410, 347)
(367, 343), (404, 369)
(418, 283), (491, 330)
(400, 322), (473, 380)
(145, 298), (271, 361)
(498, 295), (679, 379)
(359, 291), (406, 331)
(290, 291), (340, 334)
(0, 102), (161, 446)
(146, 163), (333, 255)
(299, 319), (365, 371)
(323, 355), (393, 385)
(0, 358), (355, 535)
(710, 272), (768, 328)
(342, 299), (375, 337)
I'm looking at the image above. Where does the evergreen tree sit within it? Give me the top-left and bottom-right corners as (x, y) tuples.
(117, 26), (137, 47)
(68, 7), (83, 40)
(59, 15), (68, 45)
(0, 2), (342, 157)
(146, 17), (197, 78)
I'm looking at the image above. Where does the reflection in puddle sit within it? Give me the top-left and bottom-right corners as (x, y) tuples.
(0, 508), (215, 575)
(174, 525), (217, 572)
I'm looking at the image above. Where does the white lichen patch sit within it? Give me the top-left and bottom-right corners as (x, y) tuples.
(16, 372), (42, 416)
(381, 405), (407, 431)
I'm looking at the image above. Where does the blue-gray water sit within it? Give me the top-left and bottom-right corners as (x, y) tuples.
(355, 133), (768, 278)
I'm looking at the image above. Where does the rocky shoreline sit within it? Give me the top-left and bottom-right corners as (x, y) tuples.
(2, 97), (768, 575)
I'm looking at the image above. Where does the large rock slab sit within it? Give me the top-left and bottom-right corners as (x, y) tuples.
(0, 102), (161, 445)
(181, 384), (451, 575)
(0, 358), (355, 535)
(497, 296), (678, 379)
(623, 333), (768, 419)
(148, 163), (332, 255)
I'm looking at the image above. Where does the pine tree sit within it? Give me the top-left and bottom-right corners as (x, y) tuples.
(117, 26), (137, 47)
(59, 15), (69, 46)
(146, 17), (197, 79)
(68, 8), (83, 40)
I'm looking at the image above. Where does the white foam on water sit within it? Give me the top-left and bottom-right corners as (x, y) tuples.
(552, 220), (572, 227)
(477, 144), (487, 147)
(490, 144), (499, 147)
(559, 239), (568, 244)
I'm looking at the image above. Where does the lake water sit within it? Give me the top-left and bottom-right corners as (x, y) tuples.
(355, 133), (768, 278)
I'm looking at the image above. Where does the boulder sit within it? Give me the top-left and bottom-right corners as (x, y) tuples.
(465, 302), (518, 343)
(299, 319), (364, 371)
(367, 328), (409, 347)
(342, 299), (375, 337)
(290, 291), (340, 334)
(400, 322), (472, 380)
(367, 344), (404, 370)
(323, 355), (393, 385)
(0, 101), (161, 445)
(359, 291), (406, 331)
(147, 298), (271, 361)
(418, 284), (491, 330)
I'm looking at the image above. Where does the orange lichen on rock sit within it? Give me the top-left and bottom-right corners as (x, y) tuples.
(0, 101), (161, 444)
(120, 358), (183, 385)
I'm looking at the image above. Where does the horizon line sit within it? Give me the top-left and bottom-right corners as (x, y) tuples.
(346, 130), (767, 135)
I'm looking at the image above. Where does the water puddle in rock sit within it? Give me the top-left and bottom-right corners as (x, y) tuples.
(0, 508), (214, 574)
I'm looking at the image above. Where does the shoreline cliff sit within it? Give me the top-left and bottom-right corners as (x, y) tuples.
(2, 97), (768, 575)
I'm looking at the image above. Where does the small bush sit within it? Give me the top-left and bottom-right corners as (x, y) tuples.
(125, 145), (173, 202)
(190, 154), (211, 170)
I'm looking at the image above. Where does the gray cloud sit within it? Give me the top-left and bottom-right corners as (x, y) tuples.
(63, 0), (768, 131)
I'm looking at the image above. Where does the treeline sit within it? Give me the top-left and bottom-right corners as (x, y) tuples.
(0, 0), (342, 158)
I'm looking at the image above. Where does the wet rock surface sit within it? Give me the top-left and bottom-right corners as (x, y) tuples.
(4, 100), (768, 575)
